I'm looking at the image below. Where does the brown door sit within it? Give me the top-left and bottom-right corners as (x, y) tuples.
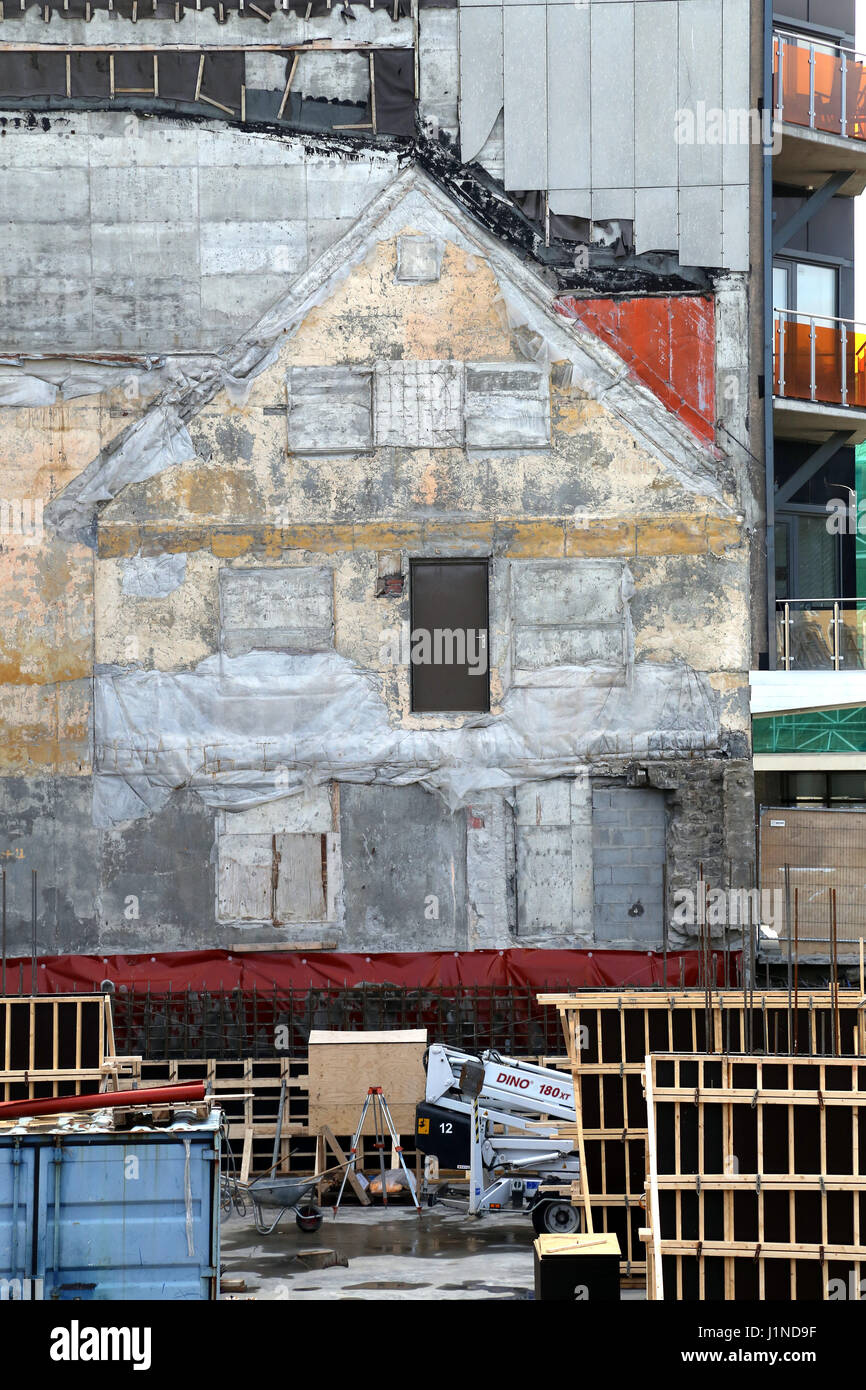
(410, 560), (490, 713)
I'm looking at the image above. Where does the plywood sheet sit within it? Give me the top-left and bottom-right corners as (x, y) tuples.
(307, 1029), (428, 1137)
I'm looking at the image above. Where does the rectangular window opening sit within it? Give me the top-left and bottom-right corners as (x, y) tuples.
(409, 559), (490, 714)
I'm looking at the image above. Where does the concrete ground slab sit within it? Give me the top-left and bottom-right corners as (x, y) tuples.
(220, 1205), (647, 1302)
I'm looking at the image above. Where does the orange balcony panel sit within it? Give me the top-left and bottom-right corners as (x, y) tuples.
(775, 314), (866, 409)
(774, 32), (866, 141)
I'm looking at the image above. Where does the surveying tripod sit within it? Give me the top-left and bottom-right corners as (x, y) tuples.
(334, 1086), (422, 1216)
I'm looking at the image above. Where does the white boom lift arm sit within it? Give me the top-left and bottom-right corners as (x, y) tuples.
(417, 1044), (583, 1232)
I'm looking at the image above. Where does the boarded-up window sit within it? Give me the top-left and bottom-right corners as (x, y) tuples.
(410, 559), (489, 713)
(287, 366), (373, 454)
(219, 567), (333, 655)
(463, 363), (550, 449)
(374, 360), (463, 448)
(218, 830), (329, 924)
(217, 832), (273, 922)
(274, 832), (327, 923)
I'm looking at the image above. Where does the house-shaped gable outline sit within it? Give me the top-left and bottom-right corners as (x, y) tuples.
(47, 164), (733, 540)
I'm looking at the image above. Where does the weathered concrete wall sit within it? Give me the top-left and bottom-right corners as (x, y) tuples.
(0, 167), (755, 957)
(0, 114), (400, 350)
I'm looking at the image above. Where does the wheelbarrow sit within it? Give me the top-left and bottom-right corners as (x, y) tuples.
(245, 1175), (325, 1235)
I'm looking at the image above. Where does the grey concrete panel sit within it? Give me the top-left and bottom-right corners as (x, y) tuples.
(92, 276), (202, 351)
(0, 168), (90, 223)
(90, 166), (199, 224)
(634, 186), (679, 253)
(590, 2), (635, 192)
(419, 8), (460, 142)
(200, 274), (290, 337)
(458, 5), (504, 163)
(548, 189), (593, 219)
(199, 220), (308, 278)
(0, 277), (92, 346)
(198, 165), (306, 222)
(219, 566), (334, 655)
(590, 188), (635, 220)
(677, 0), (722, 187)
(516, 824), (572, 934)
(679, 184), (723, 269)
(547, 1), (590, 193)
(722, 183), (749, 274)
(0, 223), (92, 279)
(511, 560), (623, 625)
(635, 0), (679, 188)
(721, 0), (751, 186)
(339, 783), (468, 950)
(503, 4), (547, 190)
(91, 223), (201, 280)
(679, 183), (723, 267)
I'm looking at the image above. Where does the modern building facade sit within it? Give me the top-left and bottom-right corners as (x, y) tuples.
(753, 0), (866, 966)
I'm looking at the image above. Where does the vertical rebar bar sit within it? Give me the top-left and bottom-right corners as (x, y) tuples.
(831, 886), (840, 1056)
(794, 886), (800, 1055)
(784, 862), (792, 1053)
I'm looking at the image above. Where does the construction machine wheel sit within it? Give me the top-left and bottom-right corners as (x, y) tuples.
(530, 1198), (581, 1236)
(295, 1204), (324, 1233)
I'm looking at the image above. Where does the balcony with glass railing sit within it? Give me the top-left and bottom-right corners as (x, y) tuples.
(773, 28), (866, 141)
(776, 598), (866, 669)
(773, 309), (866, 409)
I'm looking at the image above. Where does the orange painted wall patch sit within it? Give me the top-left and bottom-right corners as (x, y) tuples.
(556, 295), (716, 446)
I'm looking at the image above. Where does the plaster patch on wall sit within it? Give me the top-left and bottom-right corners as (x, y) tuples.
(121, 552), (187, 598)
(219, 566), (334, 656)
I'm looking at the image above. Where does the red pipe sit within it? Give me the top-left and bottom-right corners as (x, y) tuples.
(0, 1082), (206, 1121)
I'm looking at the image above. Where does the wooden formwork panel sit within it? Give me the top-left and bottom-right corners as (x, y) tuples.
(539, 990), (866, 1277)
(644, 1053), (866, 1301)
(0, 993), (139, 1102)
(306, 1029), (427, 1136)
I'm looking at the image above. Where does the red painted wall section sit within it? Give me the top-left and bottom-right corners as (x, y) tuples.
(556, 295), (716, 446)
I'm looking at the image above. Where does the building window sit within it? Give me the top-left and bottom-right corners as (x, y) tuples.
(779, 772), (866, 806)
(409, 559), (490, 713)
(217, 828), (333, 924)
(773, 258), (838, 321)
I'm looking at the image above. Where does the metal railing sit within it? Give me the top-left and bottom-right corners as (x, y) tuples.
(773, 27), (866, 140)
(773, 308), (866, 408)
(776, 598), (866, 670)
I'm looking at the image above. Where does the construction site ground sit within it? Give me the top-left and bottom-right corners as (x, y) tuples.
(220, 1205), (648, 1302)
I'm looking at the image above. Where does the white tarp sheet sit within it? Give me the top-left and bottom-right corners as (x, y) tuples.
(93, 650), (721, 825)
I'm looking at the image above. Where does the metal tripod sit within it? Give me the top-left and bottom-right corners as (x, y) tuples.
(334, 1086), (421, 1216)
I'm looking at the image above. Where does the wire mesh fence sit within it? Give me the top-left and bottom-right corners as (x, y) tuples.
(760, 805), (866, 948)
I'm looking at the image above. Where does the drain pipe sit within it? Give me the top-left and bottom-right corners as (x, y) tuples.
(763, 0), (777, 668)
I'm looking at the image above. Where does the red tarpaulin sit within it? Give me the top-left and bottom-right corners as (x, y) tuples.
(1, 947), (736, 994)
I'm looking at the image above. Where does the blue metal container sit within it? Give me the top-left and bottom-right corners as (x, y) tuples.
(0, 1114), (220, 1300)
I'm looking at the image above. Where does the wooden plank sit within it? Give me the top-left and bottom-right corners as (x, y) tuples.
(319, 1124), (370, 1206)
